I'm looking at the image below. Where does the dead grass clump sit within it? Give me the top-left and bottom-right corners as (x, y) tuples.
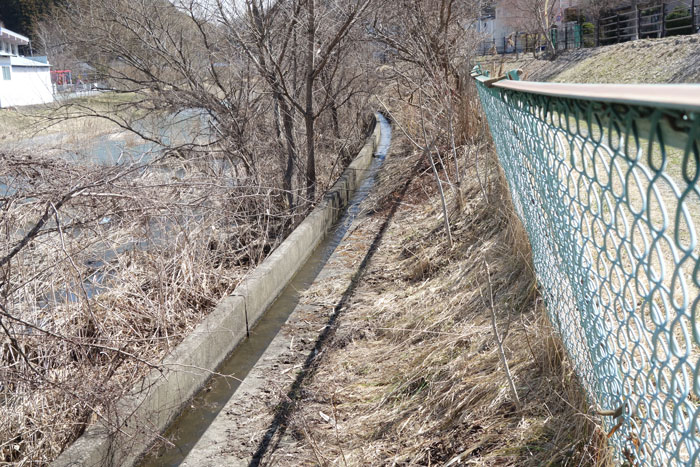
(278, 138), (613, 465)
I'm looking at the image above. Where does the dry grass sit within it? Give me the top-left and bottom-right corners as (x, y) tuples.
(272, 136), (614, 465)
(0, 150), (264, 464)
(0, 100), (366, 464)
(476, 35), (700, 85)
(0, 93), (135, 144)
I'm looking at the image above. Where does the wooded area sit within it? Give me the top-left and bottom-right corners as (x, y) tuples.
(0, 0), (62, 39)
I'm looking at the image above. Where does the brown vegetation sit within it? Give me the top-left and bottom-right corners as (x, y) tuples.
(0, 0), (617, 464)
(242, 0), (616, 461)
(1, 0), (376, 463)
(0, 145), (290, 463)
(263, 131), (612, 465)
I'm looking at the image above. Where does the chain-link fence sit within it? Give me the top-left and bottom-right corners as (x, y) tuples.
(472, 66), (700, 465)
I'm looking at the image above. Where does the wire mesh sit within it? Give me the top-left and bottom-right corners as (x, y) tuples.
(473, 67), (700, 465)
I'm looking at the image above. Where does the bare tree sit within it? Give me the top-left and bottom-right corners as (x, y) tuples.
(513, 0), (558, 56)
(223, 0), (372, 201)
(369, 0), (479, 243)
(0, 0), (378, 463)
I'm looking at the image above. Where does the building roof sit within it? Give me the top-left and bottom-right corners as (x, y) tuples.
(0, 27), (30, 46)
(10, 56), (51, 67)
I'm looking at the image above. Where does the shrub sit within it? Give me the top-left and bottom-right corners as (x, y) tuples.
(666, 6), (692, 36)
(582, 22), (595, 47)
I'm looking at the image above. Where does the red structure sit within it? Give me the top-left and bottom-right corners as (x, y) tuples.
(51, 70), (72, 86)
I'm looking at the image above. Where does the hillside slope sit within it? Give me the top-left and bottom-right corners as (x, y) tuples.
(480, 34), (700, 84)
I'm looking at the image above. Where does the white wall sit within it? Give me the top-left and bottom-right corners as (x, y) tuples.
(0, 65), (54, 108)
(478, 18), (495, 37)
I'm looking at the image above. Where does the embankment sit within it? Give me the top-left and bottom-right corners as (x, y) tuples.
(246, 132), (606, 465)
(479, 34), (700, 84)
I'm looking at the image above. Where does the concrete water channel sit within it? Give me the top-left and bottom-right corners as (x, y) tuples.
(136, 114), (392, 466)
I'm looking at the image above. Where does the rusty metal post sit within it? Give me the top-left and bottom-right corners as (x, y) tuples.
(637, 4), (642, 39)
(661, 3), (666, 37)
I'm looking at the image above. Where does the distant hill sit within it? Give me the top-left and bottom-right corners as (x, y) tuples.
(0, 0), (63, 40)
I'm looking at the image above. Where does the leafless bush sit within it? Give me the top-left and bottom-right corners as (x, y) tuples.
(0, 143), (295, 462)
(369, 0), (485, 245)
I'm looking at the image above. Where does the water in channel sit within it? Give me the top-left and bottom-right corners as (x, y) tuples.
(139, 114), (392, 466)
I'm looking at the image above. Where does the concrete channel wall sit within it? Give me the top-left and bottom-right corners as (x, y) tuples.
(53, 116), (382, 467)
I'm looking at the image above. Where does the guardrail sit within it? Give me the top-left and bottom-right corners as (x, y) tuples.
(472, 65), (700, 465)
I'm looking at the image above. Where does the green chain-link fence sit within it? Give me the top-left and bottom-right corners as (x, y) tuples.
(472, 66), (700, 465)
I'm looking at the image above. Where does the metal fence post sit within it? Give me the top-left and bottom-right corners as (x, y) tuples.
(661, 3), (666, 37)
(637, 4), (642, 39)
(693, 0), (697, 33)
(565, 23), (569, 49)
(596, 18), (600, 46)
(616, 14), (621, 43)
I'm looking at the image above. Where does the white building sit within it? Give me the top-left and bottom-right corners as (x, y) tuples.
(478, 0), (586, 53)
(0, 27), (53, 108)
(476, 15), (495, 37)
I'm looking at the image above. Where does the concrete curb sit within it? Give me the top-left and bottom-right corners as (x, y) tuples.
(53, 115), (382, 467)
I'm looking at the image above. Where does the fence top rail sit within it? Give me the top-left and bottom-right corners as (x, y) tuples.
(477, 75), (700, 113)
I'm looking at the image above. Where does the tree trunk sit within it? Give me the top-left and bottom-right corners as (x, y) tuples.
(330, 96), (340, 139)
(304, 114), (316, 201)
(249, 2), (299, 208)
(278, 95), (297, 209)
(321, 67), (340, 139)
(304, 0), (316, 201)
